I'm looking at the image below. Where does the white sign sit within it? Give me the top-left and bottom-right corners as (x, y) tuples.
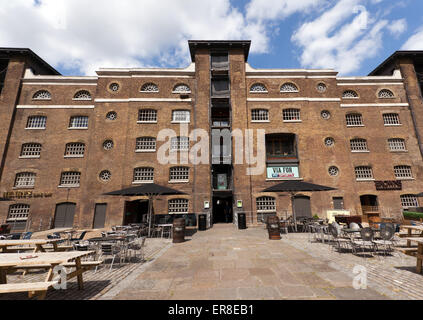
(267, 166), (299, 179)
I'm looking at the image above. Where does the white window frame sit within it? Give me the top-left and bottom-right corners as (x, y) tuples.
(59, 172), (81, 187)
(140, 83), (159, 93)
(64, 143), (85, 158)
(171, 110), (190, 123)
(168, 199), (189, 214)
(280, 83), (299, 93)
(251, 109), (269, 122)
(20, 143), (42, 158)
(32, 90), (51, 100)
(135, 137), (156, 152)
(138, 109), (157, 123)
(342, 90), (359, 99)
(354, 166), (374, 181)
(401, 195), (419, 209)
(73, 90), (92, 101)
(256, 196), (276, 213)
(378, 89), (395, 99)
(346, 114), (364, 127)
(169, 167), (189, 183)
(383, 113), (401, 126)
(172, 84), (191, 94)
(14, 172), (36, 188)
(282, 109), (301, 122)
(7, 204), (30, 222)
(388, 138), (407, 152)
(350, 138), (369, 152)
(133, 167), (154, 183)
(394, 165), (413, 180)
(250, 83), (267, 93)
(69, 116), (88, 129)
(26, 116), (47, 129)
(170, 137), (189, 152)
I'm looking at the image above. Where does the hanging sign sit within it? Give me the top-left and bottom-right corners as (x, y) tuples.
(374, 181), (402, 191)
(3, 191), (53, 199)
(267, 166), (299, 179)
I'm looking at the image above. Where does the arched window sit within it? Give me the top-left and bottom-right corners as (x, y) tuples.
(168, 199), (189, 214)
(280, 82), (299, 93)
(32, 90), (51, 100)
(250, 83), (267, 93)
(350, 138), (368, 152)
(14, 172), (36, 188)
(140, 83), (159, 92)
(388, 138), (406, 152)
(346, 113), (363, 126)
(394, 165), (413, 179)
(173, 84), (191, 93)
(20, 143), (42, 158)
(73, 90), (92, 100)
(133, 167), (154, 183)
(378, 89), (394, 99)
(342, 90), (358, 98)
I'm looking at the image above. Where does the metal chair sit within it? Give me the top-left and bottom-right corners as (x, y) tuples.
(373, 224), (396, 256)
(351, 227), (376, 256)
(127, 237), (146, 261)
(96, 242), (123, 272)
(328, 223), (352, 253)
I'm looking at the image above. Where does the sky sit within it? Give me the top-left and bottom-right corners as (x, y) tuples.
(1, 0), (422, 76)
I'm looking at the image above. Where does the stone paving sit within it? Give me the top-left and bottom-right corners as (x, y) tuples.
(0, 238), (171, 300)
(104, 224), (423, 300)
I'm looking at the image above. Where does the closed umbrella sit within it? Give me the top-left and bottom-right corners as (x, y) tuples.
(104, 183), (186, 237)
(261, 180), (336, 232)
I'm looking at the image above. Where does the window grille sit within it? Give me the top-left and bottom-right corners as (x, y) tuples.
(355, 166), (373, 180)
(109, 83), (119, 92)
(33, 90), (51, 100)
(26, 116), (46, 129)
(394, 165), (413, 179)
(280, 83), (299, 92)
(401, 195), (419, 208)
(383, 113), (400, 125)
(256, 196), (276, 212)
(65, 143), (85, 157)
(346, 114), (363, 126)
(7, 204), (29, 221)
(69, 116), (88, 128)
(138, 109), (157, 122)
(14, 172), (36, 188)
(168, 199), (188, 214)
(342, 90), (358, 98)
(388, 138), (406, 152)
(172, 110), (190, 123)
(60, 172), (81, 186)
(99, 170), (111, 182)
(378, 89), (394, 98)
(283, 109), (300, 121)
(173, 84), (191, 93)
(106, 111), (117, 120)
(169, 167), (189, 181)
(350, 138), (368, 151)
(251, 109), (269, 121)
(74, 90), (91, 100)
(133, 167), (154, 182)
(250, 83), (267, 92)
(136, 137), (156, 151)
(140, 83), (159, 92)
(171, 137), (189, 151)
(20, 143), (41, 157)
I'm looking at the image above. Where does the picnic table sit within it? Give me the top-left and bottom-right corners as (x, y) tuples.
(0, 239), (63, 253)
(405, 237), (423, 274)
(400, 225), (423, 247)
(0, 251), (100, 299)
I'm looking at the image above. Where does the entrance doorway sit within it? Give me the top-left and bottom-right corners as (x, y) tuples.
(123, 200), (149, 225)
(212, 196), (233, 224)
(293, 195), (312, 219)
(54, 202), (76, 228)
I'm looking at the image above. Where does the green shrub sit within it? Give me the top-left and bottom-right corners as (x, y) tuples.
(403, 211), (423, 220)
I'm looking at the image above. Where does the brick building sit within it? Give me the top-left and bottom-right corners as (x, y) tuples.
(0, 41), (423, 232)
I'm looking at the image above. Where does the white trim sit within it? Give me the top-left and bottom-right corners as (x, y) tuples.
(132, 181), (154, 184)
(19, 156), (40, 159)
(168, 180), (190, 184)
(356, 179), (375, 182)
(249, 91), (269, 94)
(95, 98), (192, 103)
(137, 121), (157, 124)
(337, 83), (404, 86)
(251, 120), (270, 123)
(283, 120), (302, 123)
(172, 91), (191, 94)
(248, 98), (340, 102)
(24, 82), (97, 86)
(395, 177), (415, 181)
(135, 150), (156, 153)
(341, 103), (409, 108)
(265, 178), (304, 181)
(18, 105), (95, 109)
(58, 185), (80, 188)
(64, 155), (85, 159)
(68, 127), (88, 130)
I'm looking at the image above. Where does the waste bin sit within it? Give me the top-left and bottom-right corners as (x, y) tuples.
(238, 213), (247, 230)
(198, 214), (207, 231)
(267, 216), (281, 240)
(173, 218), (185, 243)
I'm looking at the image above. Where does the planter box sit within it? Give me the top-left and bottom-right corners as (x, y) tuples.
(403, 211), (423, 222)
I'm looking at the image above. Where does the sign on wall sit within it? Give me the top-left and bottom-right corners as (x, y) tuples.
(267, 166), (299, 179)
(374, 181), (402, 191)
(3, 191), (53, 199)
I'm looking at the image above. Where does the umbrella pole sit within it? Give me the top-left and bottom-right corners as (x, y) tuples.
(147, 195), (153, 238)
(291, 193), (297, 232)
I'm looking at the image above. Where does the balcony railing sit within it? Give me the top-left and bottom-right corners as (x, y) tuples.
(362, 205), (379, 213)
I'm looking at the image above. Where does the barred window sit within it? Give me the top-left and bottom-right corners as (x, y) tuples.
(7, 204), (30, 221)
(350, 138), (368, 152)
(171, 137), (189, 151)
(251, 109), (269, 121)
(14, 172), (36, 188)
(140, 83), (159, 92)
(394, 165), (413, 179)
(342, 90), (358, 98)
(172, 110), (190, 123)
(355, 166), (373, 180)
(26, 116), (46, 129)
(283, 109), (301, 121)
(256, 196), (276, 213)
(133, 167), (154, 183)
(280, 82), (299, 93)
(401, 194), (419, 208)
(32, 90), (51, 100)
(69, 116), (88, 128)
(378, 89), (394, 99)
(250, 83), (267, 93)
(73, 90), (92, 100)
(383, 113), (401, 125)
(60, 171), (81, 186)
(173, 84), (191, 93)
(169, 167), (189, 182)
(65, 143), (85, 157)
(388, 138), (407, 152)
(138, 109), (157, 122)
(346, 113), (363, 126)
(168, 199), (188, 214)
(20, 143), (42, 158)
(136, 137), (156, 152)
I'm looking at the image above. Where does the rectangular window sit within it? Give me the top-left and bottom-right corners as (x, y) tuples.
(7, 204), (29, 222)
(169, 167), (189, 182)
(168, 199), (189, 214)
(333, 197), (344, 210)
(20, 143), (42, 158)
(355, 166), (373, 180)
(211, 53), (229, 69)
(14, 173), (36, 188)
(252, 109), (269, 121)
(388, 138), (407, 152)
(394, 166), (413, 179)
(26, 116), (46, 129)
(266, 134), (297, 160)
(138, 109), (157, 123)
(172, 110), (190, 123)
(256, 197), (276, 213)
(171, 137), (189, 151)
(383, 113), (401, 125)
(211, 79), (229, 96)
(65, 143), (85, 157)
(136, 137), (156, 152)
(282, 109), (300, 121)
(346, 114), (363, 126)
(60, 172), (81, 187)
(401, 195), (419, 208)
(350, 139), (368, 152)
(133, 167), (154, 183)
(69, 116), (88, 129)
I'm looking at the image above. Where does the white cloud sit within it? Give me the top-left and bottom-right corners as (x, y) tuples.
(401, 27), (423, 50)
(0, 0), (269, 75)
(291, 0), (394, 74)
(387, 19), (407, 37)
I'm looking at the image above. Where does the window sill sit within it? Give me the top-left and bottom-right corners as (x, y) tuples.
(266, 178), (303, 181)
(280, 91), (299, 93)
(342, 97), (359, 100)
(139, 91), (159, 94)
(251, 120), (270, 123)
(396, 177), (415, 181)
(12, 186), (35, 190)
(132, 181), (154, 184)
(169, 180), (189, 184)
(32, 99), (51, 101)
(346, 125), (365, 127)
(19, 156), (40, 159)
(168, 212), (189, 215)
(64, 155), (84, 158)
(58, 185), (80, 188)
(384, 124), (402, 127)
(137, 121), (157, 124)
(249, 91), (268, 94)
(25, 128), (46, 130)
(171, 121), (190, 124)
(356, 179), (375, 182)
(172, 91), (191, 94)
(283, 120), (302, 123)
(135, 150), (156, 153)
(390, 150), (408, 153)
(351, 151), (370, 153)
(68, 127), (88, 130)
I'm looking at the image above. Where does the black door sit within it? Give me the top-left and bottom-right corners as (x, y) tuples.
(54, 203), (76, 228)
(293, 196), (312, 218)
(93, 203), (107, 229)
(333, 197), (344, 210)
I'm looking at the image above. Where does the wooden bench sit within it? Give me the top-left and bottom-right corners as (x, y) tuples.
(0, 281), (58, 300)
(13, 260), (103, 272)
(395, 247), (418, 256)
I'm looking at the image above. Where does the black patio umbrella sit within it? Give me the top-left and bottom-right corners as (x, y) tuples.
(416, 192), (423, 197)
(104, 183), (186, 237)
(0, 197), (12, 201)
(261, 180), (336, 231)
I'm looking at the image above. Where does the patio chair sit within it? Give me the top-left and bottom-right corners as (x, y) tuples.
(151, 225), (163, 238)
(70, 231), (87, 242)
(95, 242), (124, 272)
(279, 220), (289, 235)
(328, 223), (352, 253)
(351, 227), (376, 256)
(21, 232), (32, 240)
(373, 224), (396, 256)
(127, 237), (146, 262)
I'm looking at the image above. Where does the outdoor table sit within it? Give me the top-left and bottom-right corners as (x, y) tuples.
(0, 251), (94, 289)
(401, 225), (423, 247)
(0, 239), (62, 253)
(157, 224), (173, 238)
(405, 237), (423, 273)
(87, 236), (126, 243)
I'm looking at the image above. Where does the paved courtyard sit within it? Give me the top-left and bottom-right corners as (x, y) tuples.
(2, 224), (423, 300)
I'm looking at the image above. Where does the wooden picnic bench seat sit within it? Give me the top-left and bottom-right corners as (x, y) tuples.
(0, 281), (58, 300)
(12, 260), (103, 271)
(395, 247), (418, 256)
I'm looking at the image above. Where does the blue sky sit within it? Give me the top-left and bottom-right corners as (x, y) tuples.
(1, 0), (422, 76)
